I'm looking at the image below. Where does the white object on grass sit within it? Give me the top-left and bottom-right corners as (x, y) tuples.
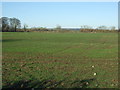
(94, 73), (97, 76)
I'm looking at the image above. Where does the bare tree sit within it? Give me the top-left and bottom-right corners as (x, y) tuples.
(10, 18), (21, 32)
(0, 18), (2, 32)
(97, 25), (107, 30)
(109, 26), (116, 30)
(24, 24), (28, 31)
(55, 25), (61, 30)
(1, 17), (9, 32)
(80, 25), (92, 29)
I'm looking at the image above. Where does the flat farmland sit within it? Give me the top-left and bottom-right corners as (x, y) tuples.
(2, 32), (118, 88)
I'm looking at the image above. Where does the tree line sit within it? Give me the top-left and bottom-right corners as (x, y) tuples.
(0, 17), (119, 32)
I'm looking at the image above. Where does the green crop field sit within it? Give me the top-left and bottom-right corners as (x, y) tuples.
(2, 32), (118, 88)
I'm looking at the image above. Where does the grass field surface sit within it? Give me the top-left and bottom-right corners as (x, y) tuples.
(2, 32), (118, 88)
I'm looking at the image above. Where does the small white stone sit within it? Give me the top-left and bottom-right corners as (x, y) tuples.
(94, 73), (97, 76)
(92, 65), (94, 68)
(111, 84), (114, 86)
(86, 82), (89, 85)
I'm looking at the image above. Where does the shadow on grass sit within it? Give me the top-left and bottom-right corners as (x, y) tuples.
(2, 39), (23, 42)
(71, 78), (97, 88)
(3, 78), (65, 88)
(3, 78), (96, 88)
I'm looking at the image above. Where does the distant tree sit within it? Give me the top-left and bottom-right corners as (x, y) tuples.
(9, 18), (21, 32)
(55, 25), (61, 30)
(39, 27), (48, 31)
(1, 17), (9, 32)
(0, 17), (21, 32)
(0, 18), (2, 32)
(23, 24), (28, 31)
(109, 26), (116, 30)
(80, 25), (92, 29)
(97, 25), (107, 30)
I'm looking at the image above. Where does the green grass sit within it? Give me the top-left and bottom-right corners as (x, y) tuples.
(2, 32), (118, 88)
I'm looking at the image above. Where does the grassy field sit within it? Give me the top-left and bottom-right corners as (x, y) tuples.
(2, 32), (118, 88)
